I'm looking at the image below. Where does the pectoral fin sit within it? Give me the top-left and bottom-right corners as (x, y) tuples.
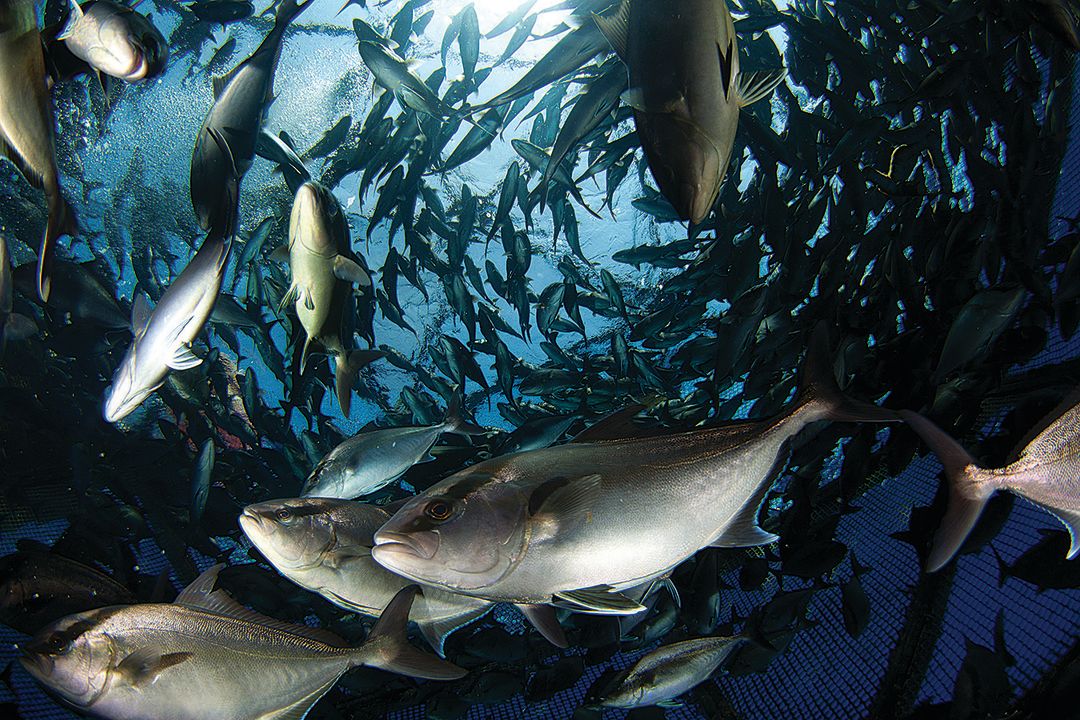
(57, 0), (86, 41)
(115, 649), (193, 687)
(131, 293), (152, 336)
(527, 474), (602, 525)
(333, 256), (372, 286)
(167, 344), (202, 371)
(553, 586), (646, 615)
(734, 69), (786, 108)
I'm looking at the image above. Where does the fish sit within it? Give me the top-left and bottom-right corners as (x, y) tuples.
(240, 498), (495, 656)
(301, 398), (481, 499)
(585, 635), (747, 708)
(475, 21), (607, 110)
(900, 398), (1080, 572)
(0, 548), (135, 635)
(19, 564), (465, 720)
(493, 413), (578, 456)
(191, 0), (253, 27)
(282, 180), (377, 417)
(191, 0), (312, 236)
(593, 0), (784, 224)
(541, 59), (627, 195)
(53, 0), (168, 83)
(103, 233), (230, 423)
(190, 439), (214, 526)
(372, 328), (895, 612)
(0, 0), (78, 301)
(0, 235), (34, 350)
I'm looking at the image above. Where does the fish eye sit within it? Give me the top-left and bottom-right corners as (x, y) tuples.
(424, 500), (453, 522)
(45, 634), (71, 655)
(274, 508), (292, 522)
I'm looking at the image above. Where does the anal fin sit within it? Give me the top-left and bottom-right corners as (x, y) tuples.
(258, 676), (338, 720)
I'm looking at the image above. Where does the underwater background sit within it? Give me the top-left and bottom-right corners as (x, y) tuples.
(1, 0), (1079, 718)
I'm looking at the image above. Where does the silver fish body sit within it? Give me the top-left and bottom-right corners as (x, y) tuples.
(0, 0), (77, 301)
(373, 332), (894, 610)
(240, 498), (493, 655)
(58, 0), (168, 82)
(285, 181), (374, 416)
(593, 0), (783, 225)
(19, 565), (464, 720)
(358, 40), (451, 119)
(301, 422), (447, 499)
(190, 0), (311, 235)
(592, 635), (746, 708)
(901, 400), (1080, 572)
(103, 234), (229, 423)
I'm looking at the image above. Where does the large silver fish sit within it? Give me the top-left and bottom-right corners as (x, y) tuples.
(301, 398), (483, 499)
(373, 330), (895, 612)
(190, 0), (311, 235)
(593, 0), (784, 224)
(283, 180), (378, 417)
(0, 0), (77, 302)
(19, 564), (464, 720)
(587, 635), (746, 709)
(54, 0), (168, 83)
(901, 401), (1080, 572)
(241, 497), (570, 651)
(241, 498), (495, 655)
(103, 234), (229, 423)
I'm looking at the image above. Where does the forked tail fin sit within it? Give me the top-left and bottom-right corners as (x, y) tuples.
(795, 324), (899, 424)
(356, 586), (467, 680)
(899, 410), (997, 572)
(334, 349), (386, 417)
(39, 190), (77, 302)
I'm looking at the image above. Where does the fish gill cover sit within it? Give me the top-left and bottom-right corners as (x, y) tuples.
(0, 0), (1078, 718)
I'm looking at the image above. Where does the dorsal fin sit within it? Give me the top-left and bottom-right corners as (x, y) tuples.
(1014, 387), (1080, 461)
(175, 564), (347, 646)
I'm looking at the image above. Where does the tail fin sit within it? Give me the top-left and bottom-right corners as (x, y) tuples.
(795, 324), (899, 423)
(38, 191), (77, 302)
(334, 349), (385, 417)
(275, 0), (313, 30)
(899, 410), (996, 572)
(442, 393), (488, 436)
(357, 586), (467, 680)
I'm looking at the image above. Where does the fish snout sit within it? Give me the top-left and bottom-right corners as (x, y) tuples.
(373, 530), (439, 561)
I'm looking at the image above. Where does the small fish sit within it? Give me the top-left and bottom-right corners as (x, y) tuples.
(586, 635), (747, 708)
(0, 549), (134, 635)
(20, 565), (465, 720)
(0, 235), (35, 350)
(301, 398), (482, 499)
(901, 398), (1080, 572)
(0, 0), (78, 301)
(103, 234), (230, 423)
(240, 498), (494, 656)
(191, 0), (253, 27)
(55, 0), (168, 83)
(190, 439), (214, 526)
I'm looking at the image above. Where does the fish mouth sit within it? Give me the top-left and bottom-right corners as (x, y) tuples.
(372, 530), (439, 561)
(238, 508), (263, 537)
(18, 649), (51, 681)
